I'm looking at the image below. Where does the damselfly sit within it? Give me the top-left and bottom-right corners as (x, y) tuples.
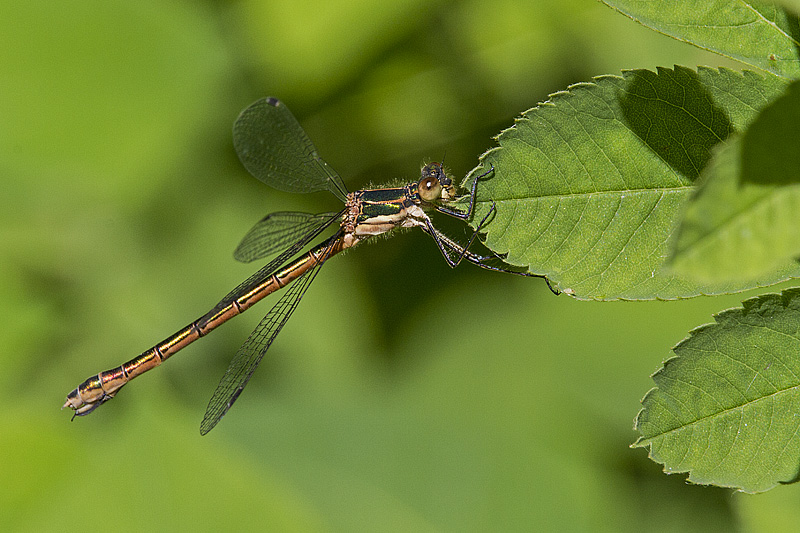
(64, 97), (553, 434)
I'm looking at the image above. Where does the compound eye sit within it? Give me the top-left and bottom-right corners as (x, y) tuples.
(418, 176), (443, 202)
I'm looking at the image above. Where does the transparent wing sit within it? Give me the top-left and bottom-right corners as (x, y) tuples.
(234, 211), (340, 263)
(200, 235), (340, 435)
(209, 210), (343, 315)
(233, 97), (348, 202)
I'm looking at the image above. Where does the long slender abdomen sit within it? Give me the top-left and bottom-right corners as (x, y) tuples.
(62, 245), (331, 416)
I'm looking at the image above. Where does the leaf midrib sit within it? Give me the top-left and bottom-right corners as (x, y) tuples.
(639, 381), (800, 444)
(483, 184), (691, 202)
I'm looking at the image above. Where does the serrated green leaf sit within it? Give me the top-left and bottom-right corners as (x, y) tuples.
(466, 66), (798, 300)
(670, 80), (800, 282)
(633, 288), (800, 493)
(600, 0), (800, 79)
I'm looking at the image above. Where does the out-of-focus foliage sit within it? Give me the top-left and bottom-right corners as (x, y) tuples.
(4, 0), (800, 530)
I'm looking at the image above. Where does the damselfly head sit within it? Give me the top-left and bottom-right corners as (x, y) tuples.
(419, 162), (456, 202)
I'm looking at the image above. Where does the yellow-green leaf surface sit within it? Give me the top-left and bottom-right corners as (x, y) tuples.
(601, 0), (800, 78)
(634, 289), (800, 493)
(0, 0), (231, 204)
(671, 81), (800, 282)
(467, 66), (799, 300)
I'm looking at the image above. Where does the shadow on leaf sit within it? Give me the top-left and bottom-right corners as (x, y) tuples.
(741, 80), (800, 186)
(618, 67), (732, 181)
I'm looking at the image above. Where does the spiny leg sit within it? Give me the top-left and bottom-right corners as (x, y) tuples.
(425, 200), (496, 268)
(421, 218), (561, 296)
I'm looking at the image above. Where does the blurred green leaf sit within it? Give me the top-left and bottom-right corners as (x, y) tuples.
(0, 0), (232, 205)
(633, 288), (800, 493)
(778, 0), (800, 13)
(234, 0), (434, 102)
(467, 66), (796, 300)
(1, 410), (325, 531)
(671, 80), (800, 283)
(600, 0), (800, 78)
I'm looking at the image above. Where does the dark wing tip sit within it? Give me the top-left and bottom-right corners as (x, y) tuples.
(265, 97), (281, 107)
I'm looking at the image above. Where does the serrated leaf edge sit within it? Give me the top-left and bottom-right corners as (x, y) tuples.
(631, 287), (800, 491)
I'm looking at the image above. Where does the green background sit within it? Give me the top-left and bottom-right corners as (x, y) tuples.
(3, 0), (798, 530)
